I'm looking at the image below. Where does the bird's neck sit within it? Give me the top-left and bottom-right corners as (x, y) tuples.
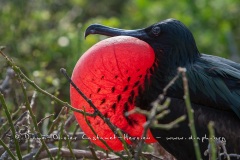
(135, 49), (200, 110)
(158, 45), (200, 69)
(155, 47), (201, 90)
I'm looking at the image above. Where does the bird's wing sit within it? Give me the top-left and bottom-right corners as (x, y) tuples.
(185, 54), (240, 118)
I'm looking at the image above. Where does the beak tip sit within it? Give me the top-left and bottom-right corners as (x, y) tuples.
(84, 30), (92, 39)
(84, 24), (99, 39)
(84, 32), (89, 39)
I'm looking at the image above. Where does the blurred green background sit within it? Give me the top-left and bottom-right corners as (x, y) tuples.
(0, 0), (239, 117)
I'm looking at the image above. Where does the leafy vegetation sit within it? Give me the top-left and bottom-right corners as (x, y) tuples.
(1, 0), (239, 105)
(0, 0), (239, 159)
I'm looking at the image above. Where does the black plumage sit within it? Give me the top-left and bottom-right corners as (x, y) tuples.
(85, 19), (240, 160)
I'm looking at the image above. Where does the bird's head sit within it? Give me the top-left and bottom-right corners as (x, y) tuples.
(85, 18), (200, 68)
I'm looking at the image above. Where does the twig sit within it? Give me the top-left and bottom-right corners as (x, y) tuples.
(134, 101), (159, 159)
(48, 107), (67, 134)
(133, 71), (186, 159)
(0, 93), (22, 159)
(37, 114), (54, 126)
(178, 67), (202, 160)
(115, 128), (132, 157)
(16, 66), (53, 159)
(204, 139), (227, 160)
(219, 153), (240, 159)
(64, 115), (76, 131)
(64, 129), (77, 160)
(152, 142), (173, 160)
(89, 146), (100, 160)
(141, 152), (163, 160)
(0, 50), (54, 159)
(217, 140), (230, 160)
(30, 91), (37, 108)
(70, 125), (80, 143)
(125, 107), (151, 117)
(60, 111), (77, 160)
(155, 110), (170, 119)
(153, 115), (186, 130)
(1, 111), (29, 139)
(34, 107), (67, 157)
(0, 50), (95, 117)
(104, 152), (163, 160)
(22, 148), (117, 160)
(206, 121), (217, 160)
(0, 139), (17, 160)
(0, 68), (15, 94)
(57, 122), (64, 160)
(82, 108), (127, 159)
(162, 73), (180, 96)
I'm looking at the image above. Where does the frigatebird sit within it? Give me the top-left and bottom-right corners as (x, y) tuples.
(84, 19), (240, 160)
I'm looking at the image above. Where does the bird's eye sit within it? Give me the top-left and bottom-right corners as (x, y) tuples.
(151, 26), (161, 36)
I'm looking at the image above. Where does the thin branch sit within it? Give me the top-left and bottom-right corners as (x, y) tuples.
(178, 67), (202, 160)
(56, 122), (64, 159)
(0, 50), (95, 117)
(125, 107), (151, 117)
(1, 111), (29, 139)
(141, 152), (163, 160)
(37, 114), (54, 126)
(64, 115), (76, 131)
(219, 153), (240, 159)
(0, 93), (22, 159)
(22, 148), (117, 160)
(82, 108), (127, 159)
(162, 73), (180, 96)
(34, 107), (67, 156)
(153, 115), (186, 130)
(133, 71), (186, 159)
(0, 68), (15, 94)
(155, 110), (170, 119)
(60, 111), (77, 160)
(48, 107), (67, 134)
(64, 129), (77, 160)
(134, 102), (159, 159)
(0, 50), (54, 159)
(204, 139), (228, 160)
(206, 121), (217, 160)
(30, 91), (37, 108)
(219, 141), (230, 160)
(89, 146), (100, 160)
(70, 125), (80, 143)
(16, 66), (53, 160)
(0, 139), (17, 160)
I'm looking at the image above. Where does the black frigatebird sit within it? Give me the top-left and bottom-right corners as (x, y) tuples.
(85, 19), (240, 160)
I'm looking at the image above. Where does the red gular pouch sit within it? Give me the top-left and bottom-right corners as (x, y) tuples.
(70, 36), (157, 151)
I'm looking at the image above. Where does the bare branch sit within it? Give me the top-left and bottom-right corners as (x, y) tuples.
(22, 148), (115, 160)
(37, 114), (54, 126)
(178, 67), (202, 160)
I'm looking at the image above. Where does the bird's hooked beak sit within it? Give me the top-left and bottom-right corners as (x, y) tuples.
(85, 24), (148, 40)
